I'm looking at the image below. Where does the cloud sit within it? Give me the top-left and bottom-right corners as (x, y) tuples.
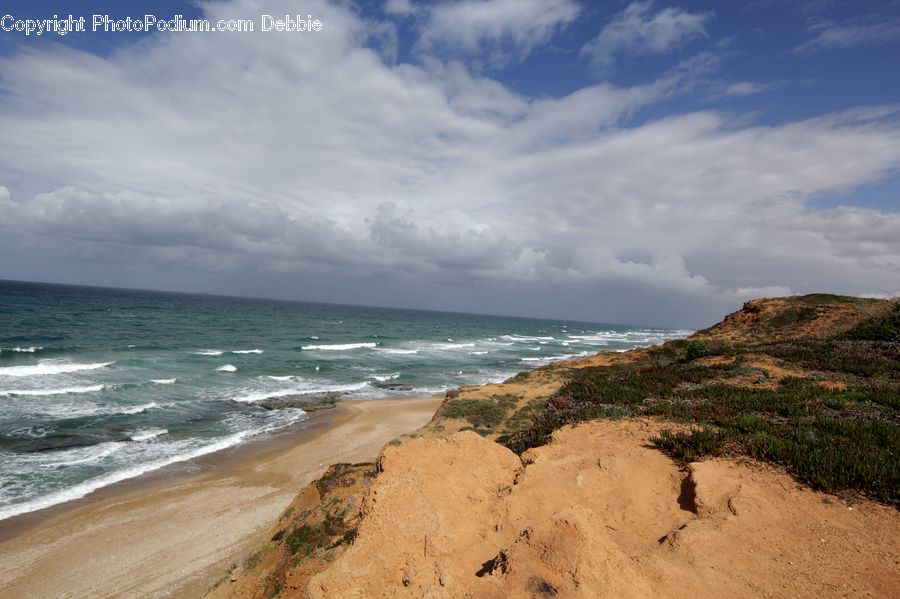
(416, 0), (580, 66)
(722, 81), (770, 97)
(797, 15), (900, 51)
(384, 0), (416, 16)
(1, 0), (899, 325)
(582, 1), (712, 67)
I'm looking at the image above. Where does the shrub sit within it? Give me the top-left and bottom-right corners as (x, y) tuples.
(683, 340), (712, 362)
(843, 303), (900, 342)
(651, 428), (726, 461)
(286, 524), (329, 556)
(440, 395), (518, 429)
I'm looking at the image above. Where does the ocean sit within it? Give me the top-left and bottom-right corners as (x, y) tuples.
(0, 280), (689, 521)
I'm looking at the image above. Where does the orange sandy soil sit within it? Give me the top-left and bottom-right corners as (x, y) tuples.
(307, 421), (898, 598)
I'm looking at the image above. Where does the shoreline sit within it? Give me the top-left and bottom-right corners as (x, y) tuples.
(0, 407), (337, 542)
(0, 395), (443, 598)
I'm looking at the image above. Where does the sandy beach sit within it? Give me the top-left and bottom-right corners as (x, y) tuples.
(0, 396), (442, 599)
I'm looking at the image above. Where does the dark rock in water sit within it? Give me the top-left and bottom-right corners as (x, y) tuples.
(257, 392), (341, 411)
(371, 382), (414, 391)
(2, 433), (126, 453)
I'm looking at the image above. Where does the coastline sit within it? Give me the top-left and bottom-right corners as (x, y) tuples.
(0, 395), (443, 598)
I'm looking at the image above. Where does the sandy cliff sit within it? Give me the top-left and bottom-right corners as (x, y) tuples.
(213, 295), (899, 598)
(309, 423), (897, 598)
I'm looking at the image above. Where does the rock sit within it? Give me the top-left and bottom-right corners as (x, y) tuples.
(371, 382), (414, 391)
(256, 393), (341, 411)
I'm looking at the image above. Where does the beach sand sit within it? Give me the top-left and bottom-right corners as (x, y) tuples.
(0, 396), (442, 599)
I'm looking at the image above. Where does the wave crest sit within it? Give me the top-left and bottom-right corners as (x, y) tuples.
(0, 361), (113, 377)
(301, 343), (376, 351)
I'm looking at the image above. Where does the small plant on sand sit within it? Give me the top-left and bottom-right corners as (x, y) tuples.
(243, 550), (263, 572)
(683, 340), (711, 362)
(440, 394), (518, 429)
(651, 428), (726, 461)
(286, 523), (330, 557)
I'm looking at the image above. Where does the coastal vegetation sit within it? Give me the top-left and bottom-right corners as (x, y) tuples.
(438, 393), (520, 435)
(506, 296), (899, 504)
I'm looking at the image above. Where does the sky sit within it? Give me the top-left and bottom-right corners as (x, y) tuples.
(0, 0), (898, 328)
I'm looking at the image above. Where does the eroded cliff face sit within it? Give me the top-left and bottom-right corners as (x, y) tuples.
(307, 423), (898, 598)
(692, 294), (891, 344)
(213, 295), (899, 598)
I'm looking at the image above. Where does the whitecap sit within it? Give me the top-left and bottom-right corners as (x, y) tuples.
(150, 378), (176, 385)
(0, 384), (104, 397)
(373, 373), (400, 382)
(0, 361), (113, 377)
(433, 342), (475, 350)
(0, 429), (271, 522)
(129, 428), (168, 442)
(119, 402), (159, 415)
(301, 343), (376, 351)
(216, 364), (237, 372)
(233, 381), (368, 403)
(231, 349), (263, 354)
(51, 442), (125, 466)
(380, 348), (418, 355)
(192, 350), (224, 356)
(233, 388), (300, 403)
(520, 351), (594, 366)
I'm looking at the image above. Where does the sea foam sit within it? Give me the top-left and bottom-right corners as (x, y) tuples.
(129, 428), (168, 442)
(118, 402), (159, 415)
(301, 343), (377, 351)
(0, 431), (251, 521)
(233, 381), (369, 403)
(373, 373), (400, 382)
(0, 361), (113, 377)
(0, 384), (104, 397)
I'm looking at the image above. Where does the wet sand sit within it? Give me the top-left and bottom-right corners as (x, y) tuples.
(0, 396), (442, 598)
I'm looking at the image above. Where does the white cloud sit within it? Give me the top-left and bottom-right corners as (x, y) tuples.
(384, 0), (416, 16)
(417, 0), (580, 66)
(722, 81), (770, 97)
(797, 15), (900, 51)
(582, 1), (712, 67)
(1, 0), (899, 325)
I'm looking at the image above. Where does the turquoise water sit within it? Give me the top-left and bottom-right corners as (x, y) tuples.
(0, 280), (689, 520)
